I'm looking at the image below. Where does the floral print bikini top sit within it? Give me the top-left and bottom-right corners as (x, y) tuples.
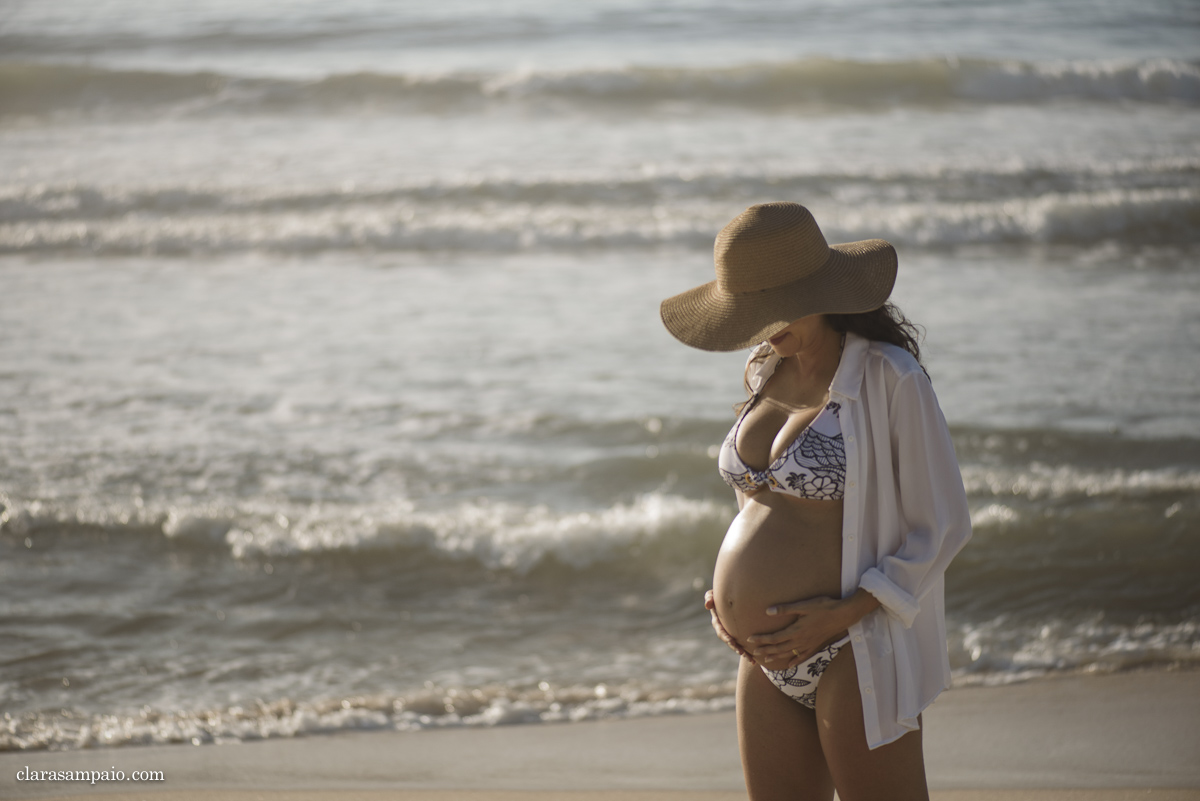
(717, 351), (847, 501)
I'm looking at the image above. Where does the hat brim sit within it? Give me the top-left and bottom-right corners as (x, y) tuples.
(660, 239), (897, 352)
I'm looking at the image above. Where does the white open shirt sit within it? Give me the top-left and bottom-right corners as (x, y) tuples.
(747, 332), (972, 749)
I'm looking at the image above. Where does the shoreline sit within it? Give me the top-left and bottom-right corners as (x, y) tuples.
(1, 670), (1197, 800)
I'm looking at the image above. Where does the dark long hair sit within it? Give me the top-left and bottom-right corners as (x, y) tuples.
(737, 302), (926, 412)
(826, 301), (926, 374)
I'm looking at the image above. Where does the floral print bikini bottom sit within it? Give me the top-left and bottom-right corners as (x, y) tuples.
(761, 636), (851, 709)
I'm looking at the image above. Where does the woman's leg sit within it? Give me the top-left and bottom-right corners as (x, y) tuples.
(813, 646), (929, 801)
(736, 657), (834, 801)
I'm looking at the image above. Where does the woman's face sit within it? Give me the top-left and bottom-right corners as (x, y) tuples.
(766, 315), (834, 358)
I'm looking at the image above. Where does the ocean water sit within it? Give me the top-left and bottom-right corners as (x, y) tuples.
(1, 0), (1198, 751)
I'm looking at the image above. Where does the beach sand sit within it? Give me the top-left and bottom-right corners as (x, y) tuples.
(3, 671), (1197, 800)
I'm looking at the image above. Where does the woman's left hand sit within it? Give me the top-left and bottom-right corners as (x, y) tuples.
(743, 595), (854, 668)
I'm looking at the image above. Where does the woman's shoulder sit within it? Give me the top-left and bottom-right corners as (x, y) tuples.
(862, 338), (926, 382)
(866, 339), (923, 370)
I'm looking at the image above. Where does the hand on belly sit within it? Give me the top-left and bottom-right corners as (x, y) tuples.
(737, 613), (802, 672)
(743, 595), (854, 668)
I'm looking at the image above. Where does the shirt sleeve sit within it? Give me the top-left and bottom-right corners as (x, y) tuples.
(858, 369), (972, 628)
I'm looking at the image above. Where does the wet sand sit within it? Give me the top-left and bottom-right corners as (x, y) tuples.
(3, 671), (1198, 800)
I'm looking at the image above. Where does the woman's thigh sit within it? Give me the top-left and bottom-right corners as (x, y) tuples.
(813, 646), (929, 801)
(736, 658), (834, 801)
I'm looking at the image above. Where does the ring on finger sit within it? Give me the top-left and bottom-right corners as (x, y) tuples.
(792, 648), (801, 657)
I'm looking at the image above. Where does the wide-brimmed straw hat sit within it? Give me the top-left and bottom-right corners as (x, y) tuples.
(660, 202), (897, 352)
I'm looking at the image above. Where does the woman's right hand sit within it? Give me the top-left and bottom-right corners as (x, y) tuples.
(704, 589), (755, 664)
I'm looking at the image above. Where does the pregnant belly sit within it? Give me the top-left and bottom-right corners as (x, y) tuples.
(712, 495), (844, 670)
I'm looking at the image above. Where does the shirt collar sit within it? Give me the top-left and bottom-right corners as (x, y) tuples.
(746, 349), (780, 395)
(829, 331), (867, 400)
(747, 332), (866, 400)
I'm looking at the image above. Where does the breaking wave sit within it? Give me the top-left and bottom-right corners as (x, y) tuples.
(1, 492), (735, 575)
(2, 168), (1196, 255)
(3, 57), (1197, 117)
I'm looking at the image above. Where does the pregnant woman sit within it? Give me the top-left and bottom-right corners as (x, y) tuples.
(660, 202), (971, 801)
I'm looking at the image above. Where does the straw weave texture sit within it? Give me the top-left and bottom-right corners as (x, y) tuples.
(661, 203), (897, 351)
